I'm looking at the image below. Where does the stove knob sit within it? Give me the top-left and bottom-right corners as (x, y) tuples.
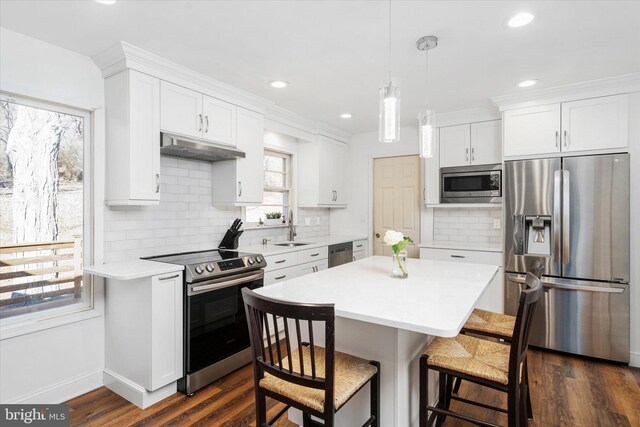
(247, 257), (255, 265)
(206, 264), (214, 272)
(256, 256), (263, 264)
(195, 265), (204, 275)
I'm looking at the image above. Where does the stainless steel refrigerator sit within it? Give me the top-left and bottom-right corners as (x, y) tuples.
(504, 153), (630, 363)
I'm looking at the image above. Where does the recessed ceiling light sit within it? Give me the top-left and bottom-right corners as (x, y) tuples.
(507, 12), (534, 28)
(518, 79), (539, 88)
(340, 113), (352, 119)
(267, 80), (288, 89)
(95, 0), (116, 4)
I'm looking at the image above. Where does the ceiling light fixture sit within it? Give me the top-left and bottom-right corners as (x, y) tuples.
(518, 79), (539, 88)
(267, 80), (288, 88)
(416, 36), (438, 159)
(507, 12), (534, 28)
(95, 0), (117, 4)
(379, 0), (401, 143)
(340, 113), (352, 119)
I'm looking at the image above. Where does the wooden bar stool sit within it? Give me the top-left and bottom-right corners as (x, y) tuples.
(419, 272), (542, 427)
(242, 288), (380, 427)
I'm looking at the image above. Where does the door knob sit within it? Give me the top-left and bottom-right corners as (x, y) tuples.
(376, 233), (380, 238)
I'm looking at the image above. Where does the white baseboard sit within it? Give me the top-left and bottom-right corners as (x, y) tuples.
(6, 370), (103, 404)
(630, 351), (640, 368)
(103, 370), (176, 409)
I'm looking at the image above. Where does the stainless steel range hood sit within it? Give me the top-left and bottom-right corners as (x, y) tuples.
(160, 132), (245, 162)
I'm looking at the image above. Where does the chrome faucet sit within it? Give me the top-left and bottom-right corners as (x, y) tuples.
(288, 210), (297, 242)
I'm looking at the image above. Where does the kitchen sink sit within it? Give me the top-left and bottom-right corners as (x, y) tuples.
(273, 242), (313, 247)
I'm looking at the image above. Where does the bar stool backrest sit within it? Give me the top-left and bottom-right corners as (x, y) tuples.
(508, 273), (542, 384)
(242, 288), (336, 415)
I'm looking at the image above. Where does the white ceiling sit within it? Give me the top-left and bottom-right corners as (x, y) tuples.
(1, 1), (639, 134)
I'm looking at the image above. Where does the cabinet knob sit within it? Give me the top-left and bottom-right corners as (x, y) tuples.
(155, 174), (160, 193)
(376, 233), (381, 238)
(205, 115), (210, 133)
(198, 114), (203, 132)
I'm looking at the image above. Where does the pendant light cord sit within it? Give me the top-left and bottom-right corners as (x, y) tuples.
(388, 0), (392, 83)
(424, 47), (429, 108)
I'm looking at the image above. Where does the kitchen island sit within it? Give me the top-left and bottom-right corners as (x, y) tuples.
(256, 255), (499, 427)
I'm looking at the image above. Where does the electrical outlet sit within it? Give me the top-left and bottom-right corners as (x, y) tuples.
(304, 217), (311, 226)
(316, 217), (321, 225)
(493, 219), (501, 230)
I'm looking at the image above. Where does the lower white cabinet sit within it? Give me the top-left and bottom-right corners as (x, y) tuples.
(265, 265), (299, 285)
(420, 247), (504, 314)
(105, 271), (183, 396)
(297, 259), (329, 276)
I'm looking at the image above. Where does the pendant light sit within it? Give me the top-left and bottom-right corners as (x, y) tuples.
(416, 36), (438, 158)
(379, 0), (400, 143)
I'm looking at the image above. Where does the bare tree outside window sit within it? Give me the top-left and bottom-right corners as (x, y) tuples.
(246, 150), (292, 224)
(0, 96), (90, 320)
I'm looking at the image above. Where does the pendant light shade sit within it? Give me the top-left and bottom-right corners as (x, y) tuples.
(418, 109), (435, 157)
(416, 35), (438, 158)
(379, 78), (401, 143)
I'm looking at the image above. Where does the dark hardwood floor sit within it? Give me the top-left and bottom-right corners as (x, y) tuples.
(67, 349), (640, 427)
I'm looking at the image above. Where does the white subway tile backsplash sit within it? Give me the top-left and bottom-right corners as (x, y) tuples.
(432, 207), (502, 244)
(104, 156), (330, 261)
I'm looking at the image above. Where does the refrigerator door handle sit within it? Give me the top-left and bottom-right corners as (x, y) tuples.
(562, 170), (570, 265)
(507, 274), (625, 293)
(553, 170), (562, 264)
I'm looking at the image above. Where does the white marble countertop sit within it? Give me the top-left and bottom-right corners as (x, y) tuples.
(420, 240), (502, 253)
(84, 260), (184, 280)
(256, 256), (499, 337)
(237, 234), (368, 256)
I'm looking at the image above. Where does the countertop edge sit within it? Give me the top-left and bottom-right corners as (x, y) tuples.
(419, 242), (503, 253)
(84, 260), (185, 281)
(237, 235), (368, 256)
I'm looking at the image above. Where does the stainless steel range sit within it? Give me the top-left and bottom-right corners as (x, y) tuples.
(144, 249), (267, 395)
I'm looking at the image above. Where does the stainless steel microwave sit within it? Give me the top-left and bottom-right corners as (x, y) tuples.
(440, 164), (502, 203)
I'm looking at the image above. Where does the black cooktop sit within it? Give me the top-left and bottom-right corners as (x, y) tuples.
(145, 249), (247, 266)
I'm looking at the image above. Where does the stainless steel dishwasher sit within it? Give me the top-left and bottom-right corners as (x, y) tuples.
(328, 242), (353, 268)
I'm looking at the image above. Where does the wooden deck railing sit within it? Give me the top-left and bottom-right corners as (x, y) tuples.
(0, 236), (83, 309)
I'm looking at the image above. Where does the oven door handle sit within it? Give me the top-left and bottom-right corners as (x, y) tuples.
(189, 271), (264, 295)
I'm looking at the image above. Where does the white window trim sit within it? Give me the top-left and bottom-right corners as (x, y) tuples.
(0, 92), (98, 336)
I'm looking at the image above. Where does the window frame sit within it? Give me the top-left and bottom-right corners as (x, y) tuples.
(244, 149), (294, 226)
(0, 92), (95, 330)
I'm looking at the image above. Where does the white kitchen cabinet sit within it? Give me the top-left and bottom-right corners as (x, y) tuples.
(353, 250), (367, 261)
(503, 104), (561, 158)
(299, 136), (348, 207)
(560, 94), (628, 153)
(160, 81), (237, 146)
(470, 120), (502, 165)
(202, 95), (237, 145)
(211, 107), (264, 206)
(439, 124), (471, 168)
(420, 247), (504, 313)
(160, 81), (202, 139)
(104, 271), (183, 406)
(104, 69), (161, 206)
(265, 265), (299, 285)
(297, 259), (329, 276)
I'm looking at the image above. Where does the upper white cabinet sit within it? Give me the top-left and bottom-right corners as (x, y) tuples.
(160, 81), (237, 146)
(440, 120), (502, 168)
(299, 136), (347, 207)
(439, 124), (470, 168)
(470, 120), (502, 165)
(104, 69), (161, 206)
(560, 95), (628, 153)
(503, 94), (628, 158)
(211, 107), (264, 205)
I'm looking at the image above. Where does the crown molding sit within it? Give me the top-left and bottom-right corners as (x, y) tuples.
(435, 106), (501, 128)
(93, 41), (351, 142)
(491, 73), (640, 111)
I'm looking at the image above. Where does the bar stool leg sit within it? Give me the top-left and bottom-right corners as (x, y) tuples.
(420, 355), (429, 427)
(524, 359), (533, 420)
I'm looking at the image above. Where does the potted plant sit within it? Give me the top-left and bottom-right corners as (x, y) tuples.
(264, 212), (283, 226)
(384, 230), (413, 278)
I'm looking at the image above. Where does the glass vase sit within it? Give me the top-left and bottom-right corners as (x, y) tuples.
(391, 250), (408, 279)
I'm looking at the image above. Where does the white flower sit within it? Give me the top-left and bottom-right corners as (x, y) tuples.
(383, 230), (404, 246)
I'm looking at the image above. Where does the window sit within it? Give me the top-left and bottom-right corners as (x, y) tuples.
(246, 150), (292, 224)
(0, 94), (93, 321)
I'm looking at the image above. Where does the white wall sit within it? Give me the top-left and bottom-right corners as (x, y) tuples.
(627, 92), (640, 367)
(0, 28), (106, 402)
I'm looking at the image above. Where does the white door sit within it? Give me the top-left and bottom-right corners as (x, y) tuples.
(318, 137), (336, 205)
(150, 272), (183, 391)
(160, 81), (202, 138)
(235, 107), (264, 204)
(128, 70), (160, 201)
(439, 124), (471, 167)
(332, 140), (347, 205)
(503, 104), (561, 158)
(373, 156), (421, 258)
(561, 94), (628, 153)
(470, 120), (502, 165)
(202, 95), (237, 146)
